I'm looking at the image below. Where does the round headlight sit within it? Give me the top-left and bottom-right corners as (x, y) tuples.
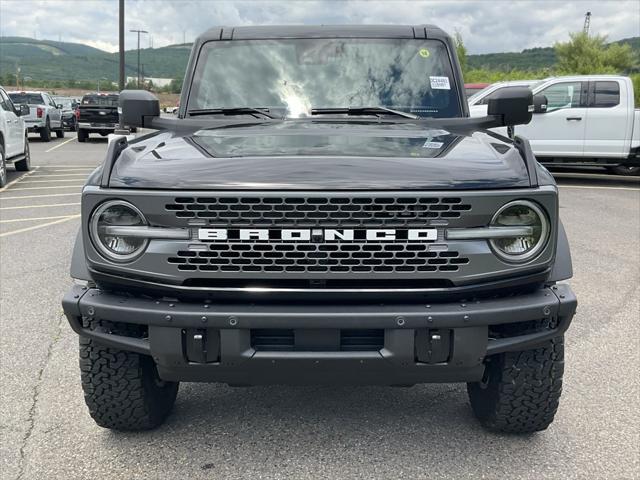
(90, 200), (148, 262)
(490, 200), (549, 262)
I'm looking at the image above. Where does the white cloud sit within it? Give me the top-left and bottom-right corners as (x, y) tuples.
(0, 0), (638, 54)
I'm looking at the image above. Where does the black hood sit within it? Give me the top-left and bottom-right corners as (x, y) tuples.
(109, 121), (531, 190)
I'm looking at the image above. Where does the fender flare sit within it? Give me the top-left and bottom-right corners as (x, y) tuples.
(70, 230), (91, 281)
(549, 219), (573, 282)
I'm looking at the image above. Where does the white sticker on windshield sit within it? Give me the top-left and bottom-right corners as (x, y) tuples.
(430, 76), (451, 90)
(423, 140), (444, 149)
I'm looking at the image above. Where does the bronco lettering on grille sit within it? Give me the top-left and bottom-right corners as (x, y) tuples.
(198, 228), (438, 242)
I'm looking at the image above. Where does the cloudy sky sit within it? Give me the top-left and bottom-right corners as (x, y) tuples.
(0, 0), (638, 54)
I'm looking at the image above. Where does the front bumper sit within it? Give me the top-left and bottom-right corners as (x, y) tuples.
(62, 284), (576, 385)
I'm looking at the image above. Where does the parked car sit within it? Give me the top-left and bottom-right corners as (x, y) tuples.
(63, 25), (577, 434)
(464, 82), (490, 98)
(7, 91), (65, 142)
(53, 96), (80, 131)
(164, 101), (179, 114)
(77, 93), (119, 142)
(0, 86), (31, 187)
(470, 76), (640, 175)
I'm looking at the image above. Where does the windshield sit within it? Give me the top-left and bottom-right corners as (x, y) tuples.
(81, 94), (119, 107)
(8, 93), (43, 105)
(53, 97), (76, 109)
(189, 38), (462, 118)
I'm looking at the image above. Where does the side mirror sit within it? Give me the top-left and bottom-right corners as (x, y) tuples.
(487, 86), (533, 126)
(533, 94), (548, 114)
(56, 104), (63, 109)
(17, 104), (30, 117)
(119, 90), (160, 128)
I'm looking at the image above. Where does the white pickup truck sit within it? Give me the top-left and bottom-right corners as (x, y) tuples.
(0, 86), (31, 187)
(7, 91), (65, 142)
(469, 76), (640, 175)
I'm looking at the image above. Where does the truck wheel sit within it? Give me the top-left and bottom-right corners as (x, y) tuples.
(609, 165), (640, 176)
(0, 144), (7, 188)
(56, 127), (65, 139)
(467, 335), (564, 434)
(40, 119), (52, 142)
(14, 140), (31, 171)
(79, 320), (179, 431)
(77, 129), (87, 143)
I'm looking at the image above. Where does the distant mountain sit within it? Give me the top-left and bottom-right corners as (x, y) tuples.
(1, 35), (638, 82)
(0, 36), (191, 82)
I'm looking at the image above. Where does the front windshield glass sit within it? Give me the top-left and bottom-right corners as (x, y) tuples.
(189, 38), (462, 118)
(54, 97), (75, 109)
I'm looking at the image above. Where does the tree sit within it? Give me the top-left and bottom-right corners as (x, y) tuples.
(454, 31), (468, 76)
(555, 32), (634, 74)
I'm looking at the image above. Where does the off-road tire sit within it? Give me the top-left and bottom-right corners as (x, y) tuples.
(56, 127), (65, 138)
(40, 119), (52, 142)
(14, 140), (31, 171)
(609, 165), (640, 176)
(467, 335), (564, 434)
(77, 129), (88, 143)
(0, 144), (7, 188)
(79, 319), (179, 431)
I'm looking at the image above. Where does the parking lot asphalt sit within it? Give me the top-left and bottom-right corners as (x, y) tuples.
(0, 133), (638, 480)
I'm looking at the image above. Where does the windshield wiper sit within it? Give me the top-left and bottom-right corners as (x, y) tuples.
(187, 107), (279, 119)
(311, 106), (418, 120)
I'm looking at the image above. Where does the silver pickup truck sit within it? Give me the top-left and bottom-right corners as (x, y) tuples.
(7, 91), (65, 142)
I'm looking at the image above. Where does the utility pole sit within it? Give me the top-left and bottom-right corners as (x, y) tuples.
(129, 28), (148, 88)
(183, 30), (186, 45)
(119, 0), (125, 91)
(583, 11), (591, 35)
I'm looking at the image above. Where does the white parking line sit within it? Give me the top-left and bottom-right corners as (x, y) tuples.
(0, 167), (40, 192)
(0, 202), (80, 210)
(45, 137), (76, 153)
(0, 214), (80, 238)
(0, 192), (80, 200)
(558, 185), (640, 192)
(7, 185), (84, 191)
(19, 179), (88, 184)
(46, 165), (97, 169)
(25, 173), (90, 178)
(0, 215), (78, 223)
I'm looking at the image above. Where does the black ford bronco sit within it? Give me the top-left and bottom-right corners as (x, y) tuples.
(62, 25), (577, 433)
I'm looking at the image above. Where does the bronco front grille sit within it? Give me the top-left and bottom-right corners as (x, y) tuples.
(165, 196), (472, 227)
(168, 243), (469, 274)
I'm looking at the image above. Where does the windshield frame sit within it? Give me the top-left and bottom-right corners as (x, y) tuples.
(183, 36), (466, 120)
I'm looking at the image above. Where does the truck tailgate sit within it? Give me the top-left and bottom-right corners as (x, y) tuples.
(79, 106), (119, 124)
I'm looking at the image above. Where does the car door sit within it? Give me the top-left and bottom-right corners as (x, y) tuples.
(515, 81), (587, 157)
(0, 89), (23, 157)
(46, 94), (62, 128)
(583, 80), (628, 158)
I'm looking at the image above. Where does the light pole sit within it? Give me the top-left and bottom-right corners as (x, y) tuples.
(119, 0), (125, 91)
(129, 29), (148, 88)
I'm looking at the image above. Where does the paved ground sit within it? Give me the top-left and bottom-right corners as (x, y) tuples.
(1, 134), (638, 480)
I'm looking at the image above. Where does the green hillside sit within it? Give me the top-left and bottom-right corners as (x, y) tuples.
(0, 37), (191, 82)
(1, 35), (638, 83)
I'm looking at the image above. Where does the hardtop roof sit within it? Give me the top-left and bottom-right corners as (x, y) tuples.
(196, 24), (449, 43)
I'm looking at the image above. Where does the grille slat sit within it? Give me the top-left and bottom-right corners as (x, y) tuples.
(169, 243), (468, 274)
(166, 196), (471, 227)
